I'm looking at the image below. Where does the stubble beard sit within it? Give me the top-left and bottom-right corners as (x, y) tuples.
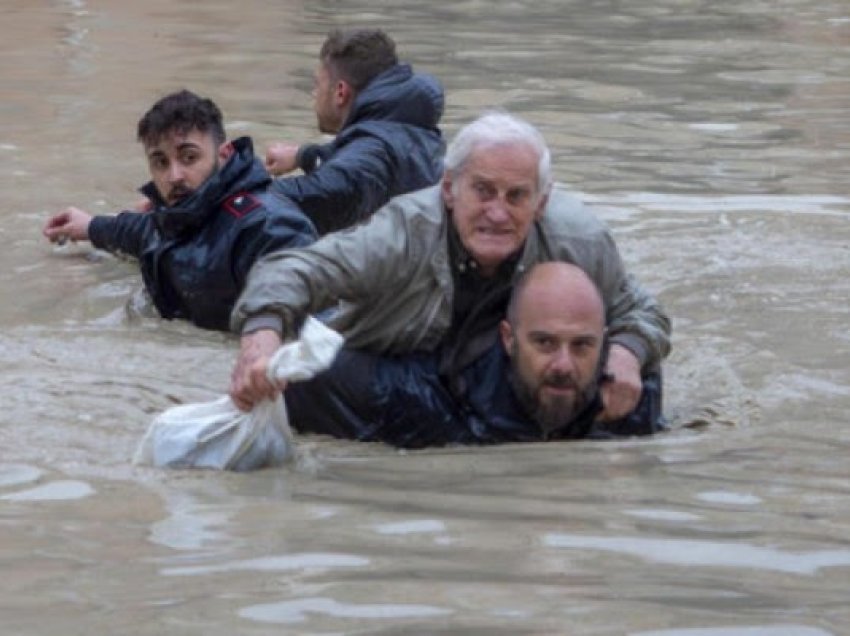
(166, 158), (219, 207)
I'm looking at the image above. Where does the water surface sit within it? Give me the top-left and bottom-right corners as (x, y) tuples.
(1, 1), (849, 634)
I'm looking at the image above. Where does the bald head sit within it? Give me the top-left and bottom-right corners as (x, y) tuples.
(505, 262), (604, 333)
(500, 262), (605, 433)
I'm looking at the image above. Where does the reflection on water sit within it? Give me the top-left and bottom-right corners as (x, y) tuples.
(633, 627), (834, 636)
(0, 463), (43, 488)
(1, 479), (94, 502)
(162, 552), (370, 577)
(1, 0), (850, 633)
(696, 490), (763, 506)
(586, 193), (850, 217)
(147, 488), (239, 551)
(624, 508), (703, 522)
(374, 518), (447, 535)
(544, 534), (850, 575)
(239, 596), (454, 624)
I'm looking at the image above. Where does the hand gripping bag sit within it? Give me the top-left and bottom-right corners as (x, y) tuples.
(133, 317), (344, 471)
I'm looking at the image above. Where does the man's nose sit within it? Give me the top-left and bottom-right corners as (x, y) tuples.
(484, 197), (510, 222)
(167, 162), (186, 183)
(549, 346), (575, 374)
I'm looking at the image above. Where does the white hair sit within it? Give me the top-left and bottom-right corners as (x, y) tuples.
(443, 111), (552, 195)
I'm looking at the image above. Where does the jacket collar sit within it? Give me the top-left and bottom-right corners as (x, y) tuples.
(447, 221), (521, 279)
(514, 221), (547, 281)
(139, 136), (269, 239)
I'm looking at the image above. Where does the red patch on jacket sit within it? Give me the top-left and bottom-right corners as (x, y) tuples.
(223, 193), (261, 218)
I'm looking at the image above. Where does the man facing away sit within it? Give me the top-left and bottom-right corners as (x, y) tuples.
(42, 89), (316, 331)
(229, 111), (671, 425)
(283, 262), (666, 448)
(265, 28), (445, 235)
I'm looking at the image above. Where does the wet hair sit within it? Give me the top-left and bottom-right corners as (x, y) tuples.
(136, 89), (226, 148)
(319, 28), (398, 92)
(444, 111), (552, 195)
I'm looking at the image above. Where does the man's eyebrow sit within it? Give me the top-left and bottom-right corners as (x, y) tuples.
(574, 334), (600, 344)
(147, 142), (202, 158)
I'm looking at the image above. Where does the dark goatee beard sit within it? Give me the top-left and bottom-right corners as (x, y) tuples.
(167, 185), (193, 205)
(509, 364), (598, 439)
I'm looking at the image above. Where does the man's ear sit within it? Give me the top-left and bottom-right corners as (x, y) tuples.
(499, 319), (514, 355)
(335, 79), (354, 108)
(218, 141), (235, 163)
(534, 188), (550, 221)
(441, 172), (455, 209)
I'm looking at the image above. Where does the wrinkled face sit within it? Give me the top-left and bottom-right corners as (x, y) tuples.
(145, 128), (222, 207)
(501, 288), (604, 432)
(312, 62), (343, 134)
(442, 143), (546, 276)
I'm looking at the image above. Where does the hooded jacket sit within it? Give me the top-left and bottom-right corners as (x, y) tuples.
(88, 137), (316, 331)
(271, 63), (445, 235)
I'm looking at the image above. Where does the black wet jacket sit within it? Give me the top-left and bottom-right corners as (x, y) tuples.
(285, 341), (665, 449)
(88, 137), (317, 331)
(272, 63), (445, 235)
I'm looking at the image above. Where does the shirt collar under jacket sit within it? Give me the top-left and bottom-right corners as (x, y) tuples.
(446, 219), (522, 281)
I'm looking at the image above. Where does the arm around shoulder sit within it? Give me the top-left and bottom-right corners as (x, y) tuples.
(596, 232), (671, 371)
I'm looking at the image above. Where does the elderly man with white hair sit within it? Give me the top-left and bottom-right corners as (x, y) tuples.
(229, 111), (671, 426)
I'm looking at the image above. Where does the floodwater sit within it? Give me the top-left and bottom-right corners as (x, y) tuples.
(2, 0), (849, 634)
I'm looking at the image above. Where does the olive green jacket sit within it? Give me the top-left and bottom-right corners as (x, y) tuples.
(231, 184), (671, 369)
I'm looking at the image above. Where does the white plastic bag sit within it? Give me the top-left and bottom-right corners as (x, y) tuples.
(134, 317), (344, 471)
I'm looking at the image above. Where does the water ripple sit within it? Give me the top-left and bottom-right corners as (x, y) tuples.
(239, 596), (453, 624)
(545, 533), (850, 575)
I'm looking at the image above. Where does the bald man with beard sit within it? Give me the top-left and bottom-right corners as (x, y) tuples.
(498, 261), (609, 438)
(283, 262), (665, 448)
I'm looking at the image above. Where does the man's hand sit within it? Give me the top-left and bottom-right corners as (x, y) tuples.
(596, 343), (643, 422)
(265, 142), (300, 176)
(229, 329), (286, 411)
(43, 206), (93, 244)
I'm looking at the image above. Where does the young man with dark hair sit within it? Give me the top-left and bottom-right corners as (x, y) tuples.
(42, 89), (316, 331)
(318, 28), (398, 96)
(265, 28), (445, 235)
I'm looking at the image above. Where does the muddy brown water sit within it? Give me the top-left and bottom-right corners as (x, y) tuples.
(1, 1), (849, 634)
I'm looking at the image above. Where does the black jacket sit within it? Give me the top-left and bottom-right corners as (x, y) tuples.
(272, 63), (445, 235)
(285, 341), (665, 449)
(88, 137), (317, 331)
